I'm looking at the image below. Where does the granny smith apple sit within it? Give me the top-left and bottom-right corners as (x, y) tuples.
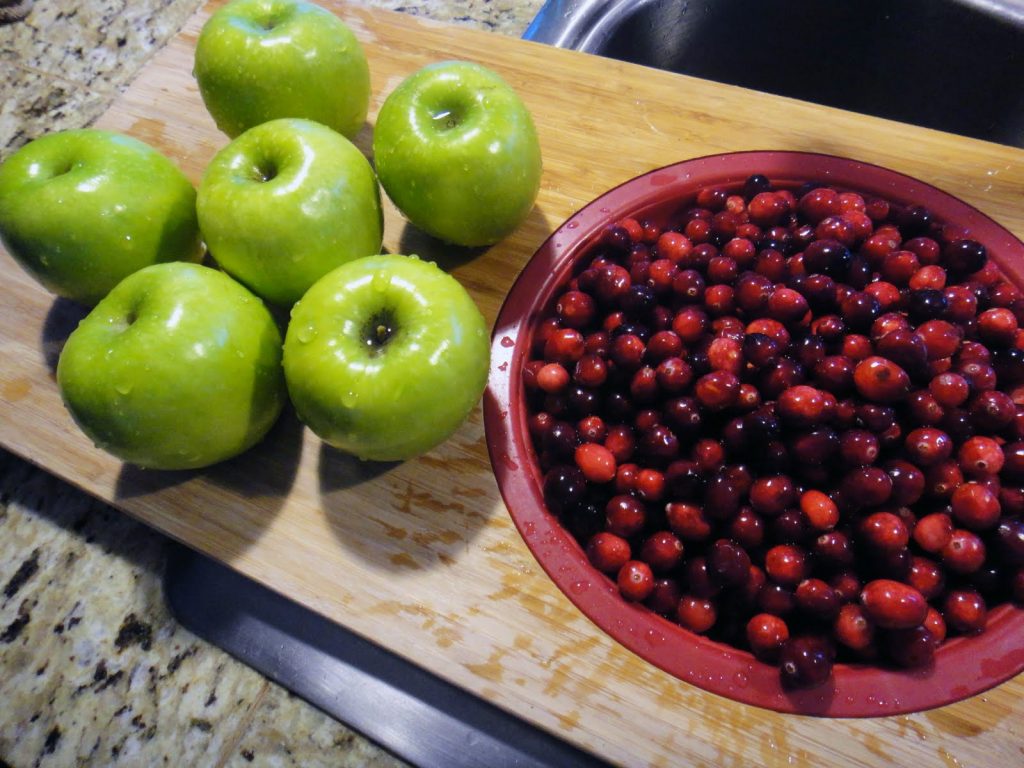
(197, 117), (383, 307)
(283, 254), (490, 462)
(0, 129), (202, 306)
(372, 60), (542, 247)
(194, 0), (371, 140)
(57, 262), (287, 470)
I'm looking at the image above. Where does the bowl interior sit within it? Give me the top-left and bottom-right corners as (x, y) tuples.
(485, 150), (1024, 717)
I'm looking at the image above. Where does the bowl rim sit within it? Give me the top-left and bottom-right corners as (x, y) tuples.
(484, 149), (1024, 718)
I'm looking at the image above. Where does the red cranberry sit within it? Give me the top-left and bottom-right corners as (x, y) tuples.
(666, 502), (713, 541)
(677, 595), (717, 634)
(854, 356), (911, 403)
(694, 371), (741, 410)
(586, 532), (630, 573)
(903, 427), (954, 467)
(746, 613), (790, 661)
(859, 511), (910, 552)
(834, 603), (876, 653)
(575, 443), (617, 483)
(950, 482), (1001, 530)
(860, 579), (928, 629)
(776, 385), (829, 427)
(617, 560), (655, 601)
(943, 588), (988, 634)
(942, 528), (987, 573)
(913, 512), (954, 553)
(800, 489), (839, 531)
(795, 578), (840, 619)
(765, 544), (810, 586)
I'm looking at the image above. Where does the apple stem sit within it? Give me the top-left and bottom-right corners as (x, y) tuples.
(363, 310), (395, 354)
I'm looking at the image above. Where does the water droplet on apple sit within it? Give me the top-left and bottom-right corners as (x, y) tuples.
(371, 272), (391, 293)
(295, 324), (316, 343)
(341, 390), (358, 407)
(114, 381), (133, 396)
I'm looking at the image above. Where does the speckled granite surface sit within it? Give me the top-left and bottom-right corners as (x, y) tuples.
(0, 0), (543, 765)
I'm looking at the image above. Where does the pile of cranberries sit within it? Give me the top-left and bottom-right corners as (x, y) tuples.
(522, 173), (1024, 688)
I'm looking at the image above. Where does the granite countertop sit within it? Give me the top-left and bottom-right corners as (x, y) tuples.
(0, 0), (542, 765)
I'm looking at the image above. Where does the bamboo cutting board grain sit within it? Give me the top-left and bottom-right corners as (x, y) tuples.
(3, 2), (1024, 765)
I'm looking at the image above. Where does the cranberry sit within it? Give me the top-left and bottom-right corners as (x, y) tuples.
(943, 588), (988, 634)
(795, 578), (840, 619)
(666, 502), (712, 541)
(913, 512), (954, 553)
(950, 482), (1001, 530)
(860, 579), (928, 629)
(556, 290), (597, 329)
(779, 636), (834, 688)
(746, 613), (790, 660)
(887, 625), (938, 668)
(765, 544), (810, 586)
(749, 475), (796, 516)
(995, 518), (1024, 566)
(853, 356), (911, 403)
(859, 511), (910, 552)
(884, 459), (926, 505)
(646, 578), (682, 616)
(939, 237), (985, 273)
(776, 385), (829, 427)
(907, 555), (946, 600)
(903, 427), (954, 467)
(677, 595), (717, 634)
(839, 466), (893, 507)
(617, 560), (655, 602)
(586, 532), (630, 573)
(800, 489), (839, 531)
(694, 371), (740, 410)
(728, 507), (766, 550)
(575, 443), (617, 484)
(942, 528), (987, 573)
(834, 603), (876, 653)
(708, 538), (752, 587)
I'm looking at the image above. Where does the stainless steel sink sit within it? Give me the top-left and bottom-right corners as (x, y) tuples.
(524, 0), (1024, 148)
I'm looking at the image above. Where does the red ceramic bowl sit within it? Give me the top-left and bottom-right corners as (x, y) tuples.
(485, 151), (1024, 717)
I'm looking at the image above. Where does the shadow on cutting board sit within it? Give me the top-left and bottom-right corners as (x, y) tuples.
(317, 417), (495, 575)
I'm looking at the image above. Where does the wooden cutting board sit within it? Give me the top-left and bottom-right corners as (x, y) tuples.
(3, 1), (1024, 765)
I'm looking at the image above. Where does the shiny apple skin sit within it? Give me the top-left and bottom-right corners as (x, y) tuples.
(283, 254), (490, 461)
(197, 118), (383, 307)
(194, 0), (371, 139)
(56, 262), (286, 470)
(0, 129), (202, 306)
(373, 60), (543, 247)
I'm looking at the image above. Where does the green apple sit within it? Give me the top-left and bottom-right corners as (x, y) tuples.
(197, 117), (383, 307)
(57, 262), (287, 470)
(0, 129), (202, 306)
(283, 254), (490, 462)
(194, 0), (371, 140)
(372, 60), (542, 247)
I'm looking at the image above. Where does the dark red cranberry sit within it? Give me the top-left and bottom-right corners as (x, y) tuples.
(708, 538), (752, 587)
(779, 636), (834, 688)
(943, 239), (988, 276)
